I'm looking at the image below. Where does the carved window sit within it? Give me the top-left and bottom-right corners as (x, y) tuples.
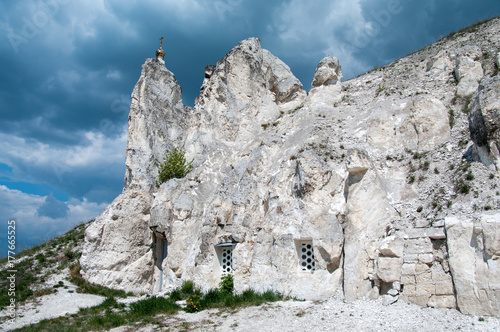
(298, 241), (315, 272)
(215, 243), (235, 275)
(220, 247), (233, 274)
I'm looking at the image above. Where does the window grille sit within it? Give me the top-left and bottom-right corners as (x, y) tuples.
(299, 241), (315, 272)
(220, 247), (233, 274)
(215, 243), (235, 275)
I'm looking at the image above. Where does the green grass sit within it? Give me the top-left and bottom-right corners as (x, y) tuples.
(129, 296), (180, 316)
(0, 255), (37, 310)
(16, 281), (287, 331)
(15, 297), (129, 332)
(15, 296), (180, 331)
(2, 220), (289, 330)
(181, 284), (285, 312)
(201, 289), (284, 309)
(0, 221), (132, 311)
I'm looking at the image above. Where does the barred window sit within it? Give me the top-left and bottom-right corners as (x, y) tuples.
(215, 243), (235, 275)
(220, 247), (233, 274)
(298, 241), (315, 272)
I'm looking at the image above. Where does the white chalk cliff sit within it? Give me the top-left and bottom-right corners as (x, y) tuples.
(81, 18), (500, 316)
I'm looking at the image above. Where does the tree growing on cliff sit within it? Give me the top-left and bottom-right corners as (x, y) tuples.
(156, 148), (193, 186)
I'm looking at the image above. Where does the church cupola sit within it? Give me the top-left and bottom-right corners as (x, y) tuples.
(156, 37), (165, 64)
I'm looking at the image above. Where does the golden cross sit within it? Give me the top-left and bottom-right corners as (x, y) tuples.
(159, 37), (164, 48)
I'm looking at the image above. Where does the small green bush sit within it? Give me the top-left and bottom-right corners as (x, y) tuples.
(219, 274), (234, 294)
(63, 248), (75, 260)
(465, 172), (475, 181)
(35, 253), (46, 263)
(376, 84), (385, 95)
(202, 288), (223, 304)
(156, 148), (193, 187)
(455, 179), (471, 194)
(180, 280), (195, 296)
(169, 288), (182, 301)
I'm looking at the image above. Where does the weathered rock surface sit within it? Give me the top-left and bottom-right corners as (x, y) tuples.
(81, 60), (190, 291)
(312, 56), (342, 87)
(366, 95), (450, 151)
(81, 189), (153, 291)
(446, 214), (500, 316)
(124, 59), (192, 191)
(468, 76), (500, 170)
(82, 19), (500, 316)
(455, 46), (484, 98)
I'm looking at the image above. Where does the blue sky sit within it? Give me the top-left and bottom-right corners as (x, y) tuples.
(1, 0), (499, 254)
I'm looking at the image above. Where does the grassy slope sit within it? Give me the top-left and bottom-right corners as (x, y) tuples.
(0, 222), (286, 331)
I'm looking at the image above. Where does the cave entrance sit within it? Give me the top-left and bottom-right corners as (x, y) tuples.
(159, 238), (168, 291)
(153, 231), (168, 292)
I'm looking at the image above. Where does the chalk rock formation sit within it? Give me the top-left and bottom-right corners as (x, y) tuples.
(81, 189), (153, 290)
(81, 60), (191, 290)
(125, 59), (192, 191)
(455, 46), (484, 97)
(446, 214), (500, 316)
(312, 56), (342, 87)
(468, 76), (500, 170)
(82, 18), (500, 316)
(308, 56), (343, 109)
(426, 50), (454, 75)
(366, 96), (450, 151)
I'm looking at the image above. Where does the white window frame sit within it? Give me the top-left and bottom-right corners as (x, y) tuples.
(215, 243), (235, 275)
(296, 240), (315, 272)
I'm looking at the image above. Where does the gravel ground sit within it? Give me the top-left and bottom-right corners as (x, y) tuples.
(110, 296), (500, 332)
(0, 272), (105, 331)
(2, 285), (500, 332)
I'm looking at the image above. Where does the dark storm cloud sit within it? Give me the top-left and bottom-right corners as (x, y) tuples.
(343, 0), (500, 76)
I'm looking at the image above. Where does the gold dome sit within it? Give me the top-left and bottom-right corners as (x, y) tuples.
(156, 37), (165, 59)
(156, 47), (165, 59)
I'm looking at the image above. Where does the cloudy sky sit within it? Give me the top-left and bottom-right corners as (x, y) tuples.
(1, 0), (499, 254)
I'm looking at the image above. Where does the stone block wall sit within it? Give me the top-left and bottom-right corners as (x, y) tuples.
(399, 230), (456, 309)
